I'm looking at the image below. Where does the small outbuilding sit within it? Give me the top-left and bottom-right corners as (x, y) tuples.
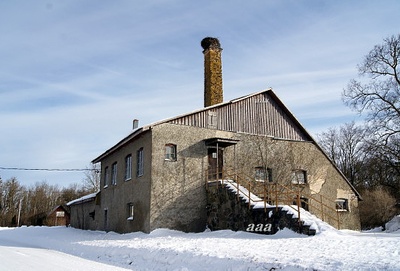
(67, 192), (100, 230)
(46, 205), (70, 226)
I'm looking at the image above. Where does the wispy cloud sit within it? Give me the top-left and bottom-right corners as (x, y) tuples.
(1, 0), (399, 186)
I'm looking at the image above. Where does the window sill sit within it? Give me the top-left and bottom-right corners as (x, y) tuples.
(336, 209), (349, 212)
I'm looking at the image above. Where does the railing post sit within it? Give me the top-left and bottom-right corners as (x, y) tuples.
(275, 183), (278, 212)
(205, 168), (210, 191)
(236, 180), (240, 202)
(263, 180), (267, 213)
(205, 169), (208, 191)
(337, 210), (340, 230)
(248, 181), (251, 209)
(297, 194), (301, 226)
(320, 195), (324, 221)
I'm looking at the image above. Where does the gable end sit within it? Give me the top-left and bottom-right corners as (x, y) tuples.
(168, 90), (312, 141)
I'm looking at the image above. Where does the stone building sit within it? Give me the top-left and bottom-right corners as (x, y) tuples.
(67, 192), (99, 230)
(69, 37), (361, 234)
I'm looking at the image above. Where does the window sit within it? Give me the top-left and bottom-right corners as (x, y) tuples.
(293, 197), (309, 211)
(104, 166), (109, 188)
(89, 211), (95, 220)
(291, 170), (307, 184)
(336, 198), (349, 211)
(165, 144), (177, 161)
(111, 162), (117, 185)
(127, 203), (134, 221)
(56, 211), (65, 217)
(207, 111), (217, 129)
(137, 148), (144, 177)
(125, 155), (132, 181)
(255, 167), (273, 182)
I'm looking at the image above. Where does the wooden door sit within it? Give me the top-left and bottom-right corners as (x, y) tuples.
(208, 148), (223, 180)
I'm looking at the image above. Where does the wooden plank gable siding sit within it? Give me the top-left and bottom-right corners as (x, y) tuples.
(168, 92), (310, 141)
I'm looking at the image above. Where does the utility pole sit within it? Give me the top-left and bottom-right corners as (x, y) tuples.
(17, 198), (22, 227)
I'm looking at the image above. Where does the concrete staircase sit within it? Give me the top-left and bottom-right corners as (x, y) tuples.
(206, 180), (317, 236)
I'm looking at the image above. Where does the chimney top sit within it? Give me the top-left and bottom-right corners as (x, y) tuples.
(133, 119), (139, 130)
(201, 37), (221, 52)
(202, 37), (223, 107)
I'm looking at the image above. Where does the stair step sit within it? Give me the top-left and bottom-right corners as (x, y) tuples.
(207, 180), (318, 236)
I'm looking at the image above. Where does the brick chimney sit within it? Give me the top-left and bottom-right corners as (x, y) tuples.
(201, 37), (223, 107)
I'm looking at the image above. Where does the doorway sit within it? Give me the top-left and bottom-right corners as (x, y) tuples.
(208, 148), (223, 180)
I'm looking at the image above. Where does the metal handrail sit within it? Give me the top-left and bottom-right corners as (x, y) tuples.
(205, 167), (341, 229)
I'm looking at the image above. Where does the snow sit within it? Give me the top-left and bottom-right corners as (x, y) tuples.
(385, 215), (400, 233)
(223, 179), (265, 206)
(1, 222), (400, 271)
(66, 192), (98, 206)
(223, 180), (323, 232)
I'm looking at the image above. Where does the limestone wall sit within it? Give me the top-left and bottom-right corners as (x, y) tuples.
(150, 123), (234, 232)
(98, 130), (152, 233)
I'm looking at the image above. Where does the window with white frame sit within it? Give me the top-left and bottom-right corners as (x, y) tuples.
(56, 211), (65, 217)
(291, 169), (307, 184)
(255, 167), (273, 182)
(137, 148), (144, 177)
(104, 166), (109, 188)
(127, 203), (134, 221)
(125, 154), (132, 181)
(335, 198), (349, 211)
(165, 144), (177, 161)
(111, 162), (117, 185)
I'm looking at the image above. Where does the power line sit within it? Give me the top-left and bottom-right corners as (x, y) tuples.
(0, 167), (97, 172)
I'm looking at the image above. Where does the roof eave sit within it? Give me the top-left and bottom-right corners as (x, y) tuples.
(92, 127), (146, 163)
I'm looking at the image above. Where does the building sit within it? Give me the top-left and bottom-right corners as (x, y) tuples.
(67, 192), (99, 230)
(69, 37), (361, 234)
(46, 205), (70, 227)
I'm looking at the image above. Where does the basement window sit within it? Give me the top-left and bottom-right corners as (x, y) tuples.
(165, 144), (177, 161)
(127, 203), (134, 221)
(291, 170), (307, 185)
(255, 167), (273, 182)
(293, 197), (309, 211)
(335, 198), (349, 212)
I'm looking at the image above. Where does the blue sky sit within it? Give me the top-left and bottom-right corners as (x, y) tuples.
(1, 0), (399, 187)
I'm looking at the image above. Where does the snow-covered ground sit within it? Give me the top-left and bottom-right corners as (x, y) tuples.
(0, 221), (399, 271)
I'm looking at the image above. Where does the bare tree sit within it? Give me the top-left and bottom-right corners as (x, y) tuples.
(317, 127), (340, 165)
(60, 183), (89, 204)
(343, 34), (400, 147)
(23, 181), (62, 225)
(317, 122), (367, 187)
(82, 164), (100, 193)
(0, 177), (24, 226)
(342, 34), (400, 198)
